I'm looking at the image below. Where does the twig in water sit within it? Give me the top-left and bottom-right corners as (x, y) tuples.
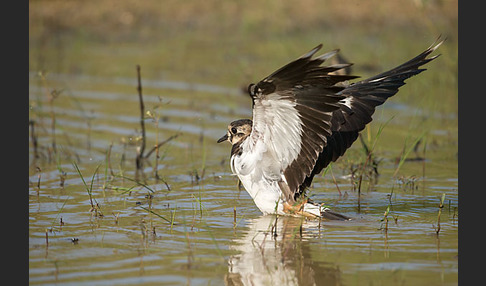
(271, 215), (278, 239)
(45, 229), (49, 247)
(48, 89), (62, 155)
(30, 120), (39, 160)
(113, 212), (120, 225)
(135, 65), (146, 171)
(36, 167), (42, 194)
(144, 133), (180, 159)
(435, 193), (446, 236)
(422, 137), (427, 192)
(106, 143), (115, 177)
(380, 205), (390, 233)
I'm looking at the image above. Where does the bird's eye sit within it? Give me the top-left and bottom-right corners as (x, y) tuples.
(231, 127), (237, 134)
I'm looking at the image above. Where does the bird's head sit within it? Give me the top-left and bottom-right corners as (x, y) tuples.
(217, 119), (253, 145)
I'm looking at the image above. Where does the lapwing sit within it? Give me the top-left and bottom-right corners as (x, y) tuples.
(218, 38), (443, 220)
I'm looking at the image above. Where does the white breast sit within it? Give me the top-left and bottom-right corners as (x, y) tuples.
(231, 140), (286, 215)
(236, 170), (285, 215)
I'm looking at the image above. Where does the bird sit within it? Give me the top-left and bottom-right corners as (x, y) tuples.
(217, 37), (443, 220)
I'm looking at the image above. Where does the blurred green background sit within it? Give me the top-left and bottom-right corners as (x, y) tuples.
(29, 0), (457, 113)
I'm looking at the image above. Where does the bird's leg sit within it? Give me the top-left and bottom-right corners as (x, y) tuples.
(282, 198), (319, 218)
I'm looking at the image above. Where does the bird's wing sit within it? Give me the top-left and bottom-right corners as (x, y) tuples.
(247, 45), (358, 201)
(298, 37), (444, 193)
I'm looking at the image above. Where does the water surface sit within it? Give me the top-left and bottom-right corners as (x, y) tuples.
(29, 69), (457, 285)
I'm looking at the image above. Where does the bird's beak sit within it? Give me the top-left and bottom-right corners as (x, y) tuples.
(217, 134), (229, 143)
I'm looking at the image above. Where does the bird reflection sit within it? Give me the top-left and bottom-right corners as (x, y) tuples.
(226, 215), (343, 286)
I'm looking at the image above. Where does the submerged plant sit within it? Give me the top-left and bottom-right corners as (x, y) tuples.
(72, 162), (103, 217)
(140, 206), (173, 224)
(380, 205), (391, 233)
(434, 193), (446, 236)
(393, 131), (427, 177)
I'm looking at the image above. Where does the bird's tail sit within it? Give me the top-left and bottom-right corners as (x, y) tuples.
(302, 202), (351, 220)
(320, 207), (351, 221)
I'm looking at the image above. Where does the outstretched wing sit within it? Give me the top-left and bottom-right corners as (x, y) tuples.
(298, 37), (444, 193)
(247, 45), (359, 201)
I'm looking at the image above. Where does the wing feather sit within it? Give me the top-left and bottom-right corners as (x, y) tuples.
(244, 37), (443, 200)
(297, 37), (444, 193)
(247, 45), (358, 200)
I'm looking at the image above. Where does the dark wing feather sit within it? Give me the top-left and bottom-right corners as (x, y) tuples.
(248, 45), (359, 200)
(298, 37), (444, 193)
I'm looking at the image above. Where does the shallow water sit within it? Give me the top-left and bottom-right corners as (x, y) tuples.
(29, 65), (457, 285)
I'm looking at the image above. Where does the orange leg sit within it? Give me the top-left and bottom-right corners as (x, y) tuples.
(282, 200), (319, 218)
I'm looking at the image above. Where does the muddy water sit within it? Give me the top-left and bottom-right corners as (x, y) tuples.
(29, 71), (457, 285)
